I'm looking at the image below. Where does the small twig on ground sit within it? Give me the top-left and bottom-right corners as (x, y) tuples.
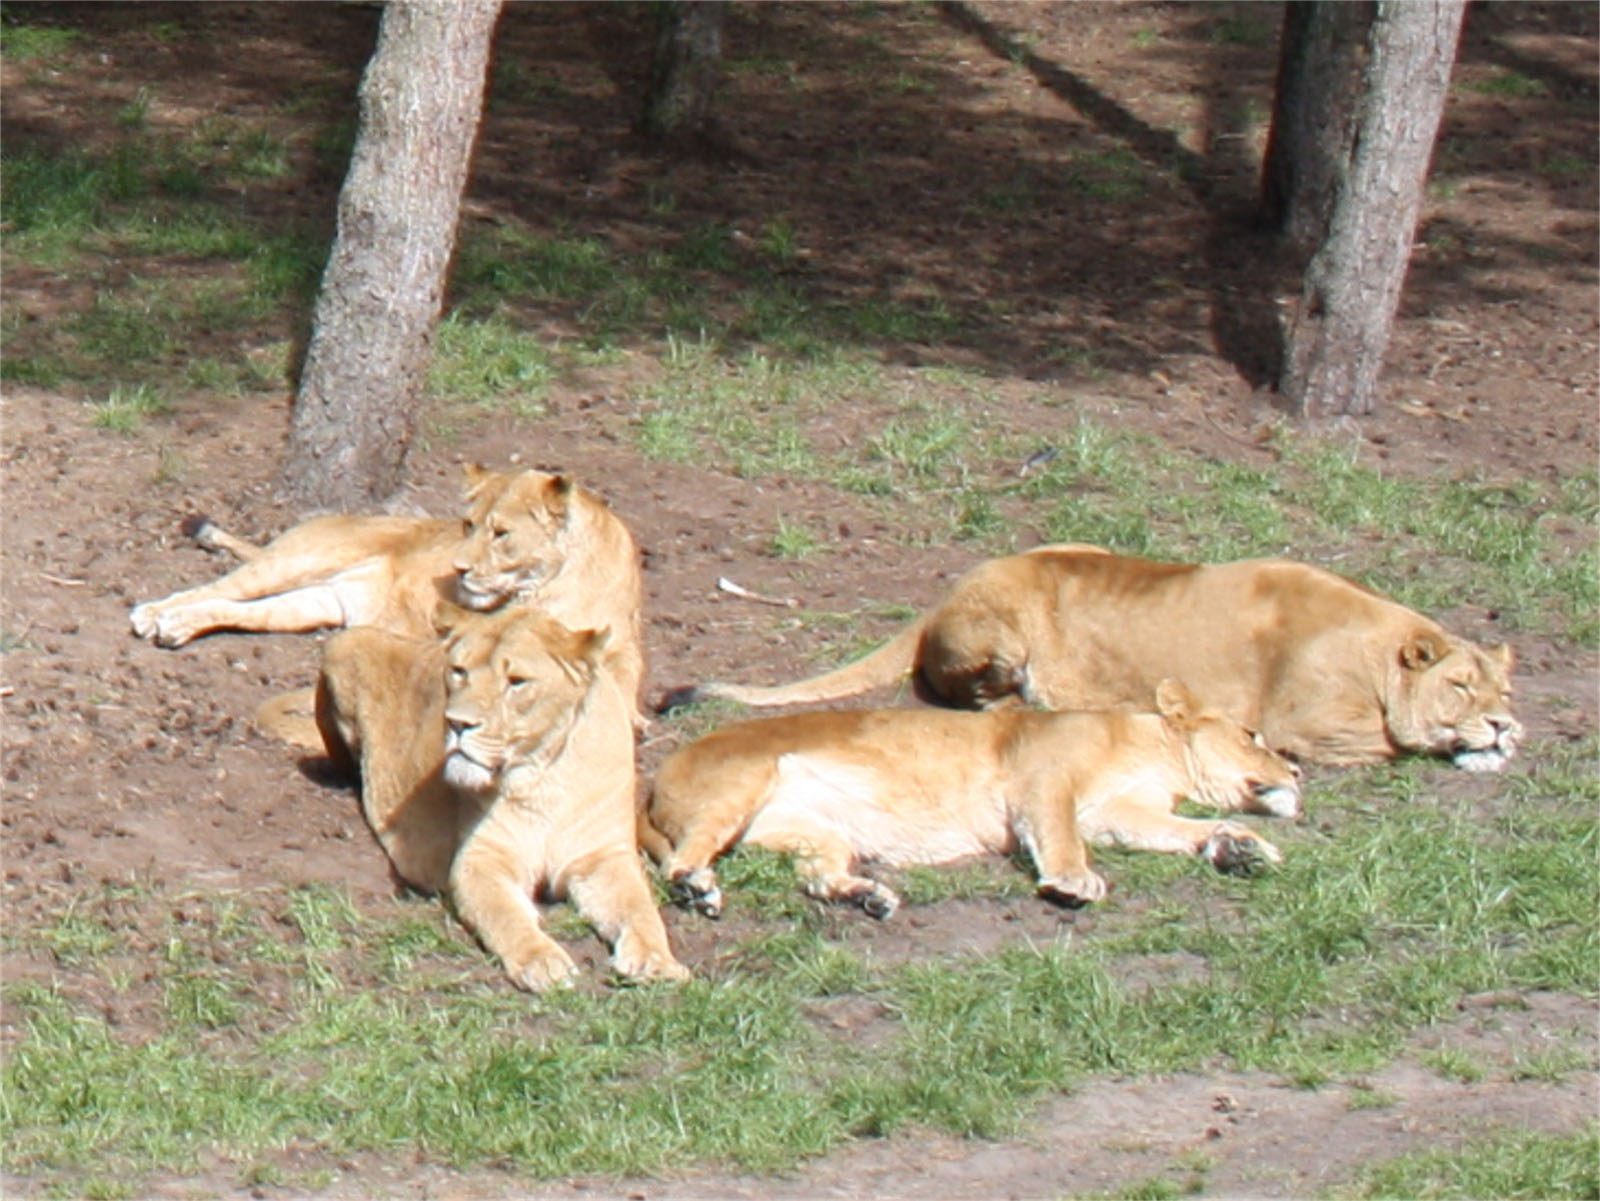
(37, 572), (88, 587)
(717, 576), (798, 608)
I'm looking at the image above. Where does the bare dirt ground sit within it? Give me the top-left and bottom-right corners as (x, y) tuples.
(3, 3), (1597, 1198)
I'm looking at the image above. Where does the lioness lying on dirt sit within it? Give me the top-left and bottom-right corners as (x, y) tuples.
(641, 679), (1301, 921)
(662, 545), (1521, 771)
(306, 608), (687, 991)
(130, 465), (645, 702)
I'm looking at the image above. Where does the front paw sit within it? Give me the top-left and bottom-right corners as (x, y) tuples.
(1038, 869), (1107, 908)
(670, 867), (723, 918)
(129, 603), (197, 648)
(614, 947), (691, 984)
(505, 943), (578, 992)
(853, 882), (900, 920)
(1202, 826), (1282, 875)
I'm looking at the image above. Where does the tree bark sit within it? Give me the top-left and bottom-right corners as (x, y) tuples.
(1278, 0), (1466, 419)
(1260, 1), (1374, 258)
(279, 0), (501, 511)
(640, 1), (727, 148)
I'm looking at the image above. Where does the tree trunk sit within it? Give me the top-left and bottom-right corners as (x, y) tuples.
(279, 0), (501, 511)
(640, 1), (727, 148)
(1278, 0), (1466, 419)
(1260, 1), (1374, 258)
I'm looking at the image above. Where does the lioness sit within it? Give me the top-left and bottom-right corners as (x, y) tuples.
(316, 608), (687, 991)
(132, 464), (647, 725)
(662, 546), (1521, 771)
(642, 679), (1301, 921)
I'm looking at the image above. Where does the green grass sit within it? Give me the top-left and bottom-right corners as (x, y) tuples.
(1460, 70), (1551, 99)
(0, 21), (81, 60)
(7, 737), (1594, 1193)
(87, 383), (172, 433)
(1337, 1125), (1599, 1199)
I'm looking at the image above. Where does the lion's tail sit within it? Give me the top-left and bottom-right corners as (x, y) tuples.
(182, 514), (263, 563)
(254, 685), (322, 751)
(656, 617), (926, 713)
(636, 798), (674, 866)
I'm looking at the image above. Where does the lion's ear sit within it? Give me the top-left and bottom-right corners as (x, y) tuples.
(1154, 677), (1198, 726)
(461, 462), (492, 496)
(1400, 631), (1450, 671)
(579, 625), (612, 667)
(1490, 642), (1514, 671)
(540, 473), (575, 519)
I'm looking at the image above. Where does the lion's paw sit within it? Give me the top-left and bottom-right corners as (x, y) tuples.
(1038, 869), (1107, 908)
(505, 944), (579, 992)
(855, 882), (900, 920)
(614, 949), (691, 985)
(1202, 826), (1282, 875)
(670, 868), (723, 918)
(130, 602), (198, 648)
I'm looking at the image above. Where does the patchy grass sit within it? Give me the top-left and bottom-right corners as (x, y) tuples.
(1337, 1125), (1599, 1199)
(7, 738), (1595, 1194)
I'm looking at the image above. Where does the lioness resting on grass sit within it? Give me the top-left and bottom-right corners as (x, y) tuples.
(308, 608), (687, 991)
(131, 464), (648, 725)
(661, 546), (1521, 771)
(641, 679), (1302, 921)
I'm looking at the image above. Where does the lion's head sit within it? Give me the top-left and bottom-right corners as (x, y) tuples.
(452, 466), (578, 612)
(1156, 678), (1302, 818)
(440, 610), (611, 794)
(1387, 632), (1520, 772)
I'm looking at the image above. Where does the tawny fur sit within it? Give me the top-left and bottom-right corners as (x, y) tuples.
(666, 545), (1521, 771)
(316, 609), (685, 991)
(132, 465), (648, 740)
(643, 679), (1302, 920)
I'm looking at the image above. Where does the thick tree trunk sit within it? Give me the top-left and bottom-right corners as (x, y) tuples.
(1260, 1), (1374, 258)
(1278, 0), (1466, 419)
(280, 0), (501, 511)
(640, 1), (727, 148)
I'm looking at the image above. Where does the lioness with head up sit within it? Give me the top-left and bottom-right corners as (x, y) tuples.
(313, 608), (686, 991)
(130, 465), (646, 715)
(642, 679), (1301, 921)
(663, 546), (1521, 771)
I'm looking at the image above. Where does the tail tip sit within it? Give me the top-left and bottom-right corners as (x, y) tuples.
(179, 513), (214, 541)
(655, 685), (703, 715)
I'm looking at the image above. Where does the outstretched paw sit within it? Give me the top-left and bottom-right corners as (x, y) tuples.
(505, 944), (579, 992)
(854, 882), (900, 921)
(1201, 826), (1282, 875)
(670, 867), (723, 918)
(1038, 869), (1107, 908)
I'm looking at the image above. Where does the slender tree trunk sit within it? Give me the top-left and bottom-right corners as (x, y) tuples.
(280, 0), (501, 510)
(640, 1), (727, 148)
(1278, 0), (1466, 419)
(1260, 1), (1374, 258)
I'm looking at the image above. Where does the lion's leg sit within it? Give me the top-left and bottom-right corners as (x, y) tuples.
(1014, 790), (1107, 908)
(131, 580), (349, 647)
(746, 819), (901, 919)
(564, 850), (689, 984)
(1077, 797), (1282, 875)
(450, 824), (576, 991)
(658, 782), (773, 919)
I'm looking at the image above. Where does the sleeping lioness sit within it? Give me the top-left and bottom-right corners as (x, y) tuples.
(642, 679), (1302, 920)
(662, 545), (1521, 771)
(316, 608), (687, 991)
(132, 464), (647, 725)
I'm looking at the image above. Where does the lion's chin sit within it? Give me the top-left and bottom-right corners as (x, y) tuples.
(444, 753), (497, 792)
(1451, 746), (1512, 773)
(455, 581), (510, 612)
(1252, 784), (1301, 818)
